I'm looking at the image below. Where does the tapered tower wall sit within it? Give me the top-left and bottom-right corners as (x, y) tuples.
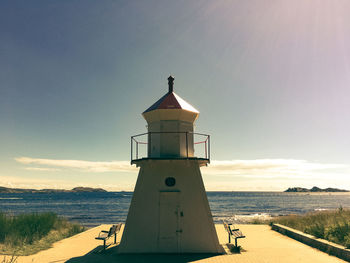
(118, 159), (222, 253)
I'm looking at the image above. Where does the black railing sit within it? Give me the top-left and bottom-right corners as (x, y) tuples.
(131, 132), (210, 162)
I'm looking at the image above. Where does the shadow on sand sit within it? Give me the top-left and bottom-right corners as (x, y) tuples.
(66, 244), (223, 263)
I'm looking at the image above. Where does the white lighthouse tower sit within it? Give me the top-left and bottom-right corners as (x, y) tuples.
(118, 76), (222, 253)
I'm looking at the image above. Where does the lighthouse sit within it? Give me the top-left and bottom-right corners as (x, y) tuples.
(118, 76), (222, 253)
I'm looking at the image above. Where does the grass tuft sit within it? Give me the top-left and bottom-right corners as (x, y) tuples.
(270, 208), (350, 248)
(250, 218), (269, 225)
(1, 255), (18, 263)
(0, 211), (84, 256)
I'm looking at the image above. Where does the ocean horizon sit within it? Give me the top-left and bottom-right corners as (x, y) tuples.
(1, 191), (349, 228)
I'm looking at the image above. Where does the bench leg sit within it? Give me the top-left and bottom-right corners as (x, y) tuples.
(114, 233), (117, 244)
(228, 233), (231, 243)
(235, 238), (237, 247)
(103, 240), (106, 250)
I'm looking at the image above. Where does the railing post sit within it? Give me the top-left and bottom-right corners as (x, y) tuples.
(208, 135), (210, 160)
(148, 132), (152, 158)
(205, 140), (207, 159)
(186, 132), (188, 158)
(136, 141), (139, 160)
(130, 137), (133, 163)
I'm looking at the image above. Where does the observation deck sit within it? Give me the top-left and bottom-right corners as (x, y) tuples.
(131, 131), (210, 165)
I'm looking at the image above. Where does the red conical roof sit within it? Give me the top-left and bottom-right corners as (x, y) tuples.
(143, 92), (199, 114)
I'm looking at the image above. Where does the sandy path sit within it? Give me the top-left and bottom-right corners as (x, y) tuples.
(2, 224), (345, 263)
(8, 224), (114, 263)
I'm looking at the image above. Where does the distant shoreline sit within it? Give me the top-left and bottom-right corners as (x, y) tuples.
(0, 186), (107, 194)
(1, 186), (350, 194)
(285, 186), (349, 193)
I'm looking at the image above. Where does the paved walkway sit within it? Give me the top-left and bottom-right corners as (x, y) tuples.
(3, 224), (345, 263)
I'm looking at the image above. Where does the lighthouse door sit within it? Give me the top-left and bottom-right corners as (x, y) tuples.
(158, 191), (181, 252)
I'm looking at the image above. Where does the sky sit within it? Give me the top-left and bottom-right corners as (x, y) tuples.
(1, 0), (350, 191)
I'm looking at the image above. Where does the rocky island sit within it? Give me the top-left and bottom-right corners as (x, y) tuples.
(0, 186), (107, 194)
(285, 186), (349, 192)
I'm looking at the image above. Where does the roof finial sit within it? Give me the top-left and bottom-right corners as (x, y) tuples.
(168, 75), (174, 93)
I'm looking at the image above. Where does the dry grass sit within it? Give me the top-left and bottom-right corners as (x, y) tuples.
(270, 208), (350, 248)
(0, 212), (84, 256)
(1, 255), (18, 263)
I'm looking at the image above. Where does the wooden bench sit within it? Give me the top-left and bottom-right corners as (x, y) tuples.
(95, 223), (122, 250)
(223, 221), (245, 247)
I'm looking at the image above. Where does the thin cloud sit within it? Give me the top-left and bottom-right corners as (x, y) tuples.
(10, 157), (350, 191)
(25, 167), (60, 172)
(15, 157), (137, 173)
(15, 157), (349, 178)
(203, 159), (349, 177)
(0, 175), (72, 190)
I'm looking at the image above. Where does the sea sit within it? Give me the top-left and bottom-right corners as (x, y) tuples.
(1, 192), (350, 228)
